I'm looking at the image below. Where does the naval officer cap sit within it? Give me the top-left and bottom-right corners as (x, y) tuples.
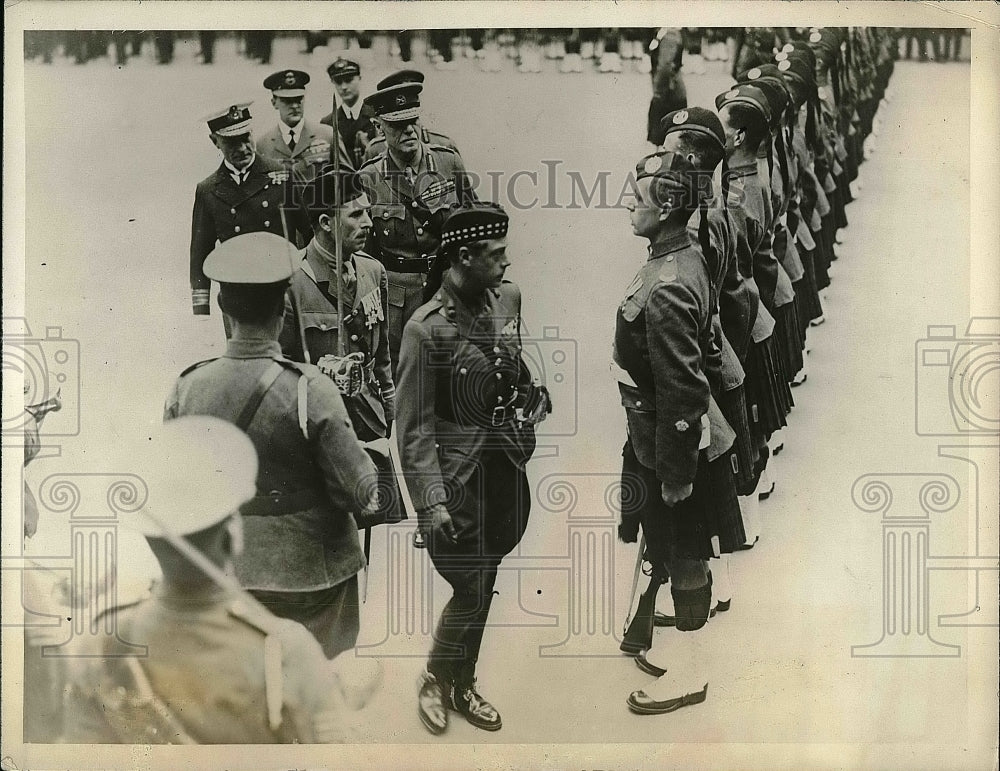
(366, 82), (423, 122)
(440, 202), (509, 249)
(203, 232), (295, 284)
(124, 416), (258, 538)
(205, 101), (254, 136)
(376, 69), (426, 90)
(660, 107), (726, 152)
(327, 57), (362, 80)
(264, 69), (310, 97)
(715, 83), (773, 125)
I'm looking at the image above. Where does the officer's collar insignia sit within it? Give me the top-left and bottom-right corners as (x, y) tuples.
(675, 419), (689, 432)
(672, 109), (689, 125)
(228, 105), (242, 121)
(748, 67), (762, 80)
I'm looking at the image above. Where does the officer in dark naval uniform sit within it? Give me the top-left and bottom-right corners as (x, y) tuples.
(189, 101), (303, 317)
(320, 58), (379, 168)
(615, 152), (738, 715)
(361, 69), (462, 163)
(357, 79), (476, 372)
(395, 203), (550, 735)
(281, 165), (403, 527)
(63, 417), (364, 743)
(165, 232), (379, 660)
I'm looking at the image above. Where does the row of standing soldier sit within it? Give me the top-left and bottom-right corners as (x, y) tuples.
(61, 27), (895, 740)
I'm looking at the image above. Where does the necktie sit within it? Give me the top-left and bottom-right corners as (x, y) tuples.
(404, 166), (415, 185)
(288, 129), (296, 152)
(343, 261), (357, 296)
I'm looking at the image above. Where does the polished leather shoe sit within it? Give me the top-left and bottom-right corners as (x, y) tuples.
(417, 670), (449, 735)
(634, 653), (667, 677)
(627, 683), (708, 715)
(449, 681), (502, 731)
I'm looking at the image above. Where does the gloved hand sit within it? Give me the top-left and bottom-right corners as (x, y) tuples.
(670, 581), (712, 631)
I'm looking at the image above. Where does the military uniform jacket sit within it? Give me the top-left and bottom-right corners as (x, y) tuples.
(396, 272), (536, 513)
(164, 339), (375, 592)
(726, 164), (776, 344)
(613, 231), (732, 487)
(757, 155), (799, 305)
(189, 155), (297, 313)
(257, 119), (352, 179)
(357, 144), (475, 275)
(63, 588), (351, 743)
(281, 239), (395, 441)
(320, 102), (377, 167)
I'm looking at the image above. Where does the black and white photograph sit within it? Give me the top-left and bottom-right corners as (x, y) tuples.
(3, 2), (998, 769)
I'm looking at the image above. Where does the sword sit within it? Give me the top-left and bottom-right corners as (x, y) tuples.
(622, 534), (646, 633)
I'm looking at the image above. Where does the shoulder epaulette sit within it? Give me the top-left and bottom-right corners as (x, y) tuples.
(410, 295), (445, 323)
(428, 144), (459, 155)
(358, 154), (383, 171)
(178, 358), (218, 378)
(94, 596), (148, 625)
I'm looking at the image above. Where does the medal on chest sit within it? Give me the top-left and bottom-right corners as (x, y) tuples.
(360, 287), (384, 329)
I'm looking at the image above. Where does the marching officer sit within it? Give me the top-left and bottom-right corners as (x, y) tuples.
(165, 232), (379, 661)
(257, 69), (353, 180)
(189, 101), (304, 317)
(63, 417), (368, 743)
(320, 58), (379, 168)
(395, 202), (550, 735)
(362, 69), (462, 163)
(615, 151), (738, 715)
(357, 79), (476, 372)
(280, 165), (403, 527)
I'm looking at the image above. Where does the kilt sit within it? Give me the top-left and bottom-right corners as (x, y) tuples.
(773, 301), (804, 381)
(813, 224), (832, 290)
(793, 254), (824, 333)
(745, 334), (792, 438)
(621, 440), (742, 561)
(716, 383), (758, 495)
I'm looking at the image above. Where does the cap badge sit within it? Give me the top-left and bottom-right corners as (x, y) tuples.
(675, 419), (689, 432)
(395, 94), (407, 106)
(775, 51), (788, 62)
(725, 88), (740, 99)
(782, 43), (794, 53)
(778, 59), (791, 72)
(228, 105), (242, 121)
(672, 109), (689, 125)
(643, 156), (661, 175)
(810, 31), (822, 43)
(285, 71), (296, 85)
(748, 67), (762, 79)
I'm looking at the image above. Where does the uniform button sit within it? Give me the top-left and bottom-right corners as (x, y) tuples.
(411, 201), (418, 208)
(460, 367), (468, 375)
(264, 220), (270, 227)
(230, 207), (236, 215)
(383, 211), (390, 219)
(495, 358), (502, 366)
(495, 372), (503, 380)
(264, 183), (270, 189)
(422, 281), (427, 287)
(434, 443), (440, 449)
(416, 227), (424, 235)
(262, 200), (269, 208)
(636, 400), (643, 407)
(666, 255), (674, 262)
(234, 226), (241, 233)
(350, 334), (359, 341)
(497, 396), (504, 403)
(493, 346), (500, 354)
(319, 323), (328, 330)
(421, 253), (427, 259)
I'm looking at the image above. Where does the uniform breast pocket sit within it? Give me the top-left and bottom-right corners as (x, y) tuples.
(387, 281), (406, 309)
(371, 203), (408, 240)
(300, 310), (341, 357)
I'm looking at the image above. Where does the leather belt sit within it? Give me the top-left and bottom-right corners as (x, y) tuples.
(240, 489), (325, 516)
(382, 254), (435, 274)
